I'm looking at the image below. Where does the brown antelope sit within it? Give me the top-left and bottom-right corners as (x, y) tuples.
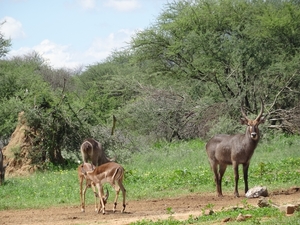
(79, 138), (112, 212)
(80, 138), (111, 166)
(78, 163), (109, 212)
(206, 99), (265, 197)
(81, 162), (126, 214)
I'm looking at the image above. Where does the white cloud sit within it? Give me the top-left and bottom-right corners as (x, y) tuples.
(85, 29), (134, 63)
(104, 0), (141, 12)
(8, 39), (80, 69)
(33, 39), (80, 68)
(0, 16), (26, 40)
(7, 29), (135, 69)
(77, 0), (96, 10)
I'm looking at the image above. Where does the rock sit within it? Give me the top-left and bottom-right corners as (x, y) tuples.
(236, 213), (246, 222)
(204, 209), (214, 215)
(236, 213), (252, 222)
(279, 204), (297, 215)
(257, 197), (270, 208)
(244, 214), (252, 219)
(222, 217), (231, 222)
(246, 186), (268, 198)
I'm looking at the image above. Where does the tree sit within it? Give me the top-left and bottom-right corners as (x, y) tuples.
(131, 0), (300, 114)
(0, 22), (11, 58)
(0, 53), (91, 165)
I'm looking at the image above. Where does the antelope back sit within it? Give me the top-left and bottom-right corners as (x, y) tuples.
(91, 162), (124, 183)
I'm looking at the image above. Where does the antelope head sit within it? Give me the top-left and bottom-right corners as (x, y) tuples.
(81, 163), (95, 177)
(241, 99), (265, 141)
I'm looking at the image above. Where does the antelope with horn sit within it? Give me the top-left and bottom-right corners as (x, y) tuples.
(81, 161), (126, 214)
(206, 99), (265, 197)
(78, 163), (109, 212)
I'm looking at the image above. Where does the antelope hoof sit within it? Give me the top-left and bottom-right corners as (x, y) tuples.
(81, 208), (85, 213)
(234, 193), (240, 198)
(113, 202), (117, 213)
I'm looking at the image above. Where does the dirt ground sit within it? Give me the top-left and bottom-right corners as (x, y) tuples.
(1, 188), (300, 225)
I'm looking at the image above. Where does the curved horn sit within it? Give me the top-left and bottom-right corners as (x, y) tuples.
(241, 104), (250, 121)
(255, 98), (264, 121)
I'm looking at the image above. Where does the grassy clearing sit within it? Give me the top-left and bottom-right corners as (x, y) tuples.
(131, 208), (300, 225)
(0, 135), (300, 224)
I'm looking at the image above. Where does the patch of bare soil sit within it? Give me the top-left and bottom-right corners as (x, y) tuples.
(1, 189), (300, 225)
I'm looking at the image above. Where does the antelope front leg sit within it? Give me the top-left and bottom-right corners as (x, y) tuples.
(211, 164), (222, 197)
(80, 178), (85, 212)
(91, 183), (99, 212)
(233, 162), (240, 197)
(217, 164), (227, 197)
(96, 184), (106, 214)
(243, 163), (250, 194)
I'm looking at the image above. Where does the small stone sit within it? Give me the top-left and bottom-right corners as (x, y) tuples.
(257, 197), (270, 208)
(222, 217), (231, 222)
(246, 186), (268, 198)
(204, 209), (214, 215)
(280, 204), (296, 215)
(236, 213), (246, 222)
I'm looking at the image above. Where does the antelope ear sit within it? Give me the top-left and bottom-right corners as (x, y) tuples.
(81, 165), (86, 174)
(240, 117), (248, 125)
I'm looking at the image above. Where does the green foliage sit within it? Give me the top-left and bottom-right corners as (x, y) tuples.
(0, 54), (47, 140)
(1, 0), (300, 169)
(206, 114), (242, 138)
(0, 54), (92, 165)
(0, 22), (11, 58)
(74, 50), (141, 124)
(23, 93), (91, 165)
(131, 0), (300, 111)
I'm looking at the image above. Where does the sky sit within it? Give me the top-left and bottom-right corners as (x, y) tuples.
(0, 0), (170, 69)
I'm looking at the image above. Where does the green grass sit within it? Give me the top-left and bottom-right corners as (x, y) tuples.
(0, 169), (79, 210)
(130, 208), (300, 224)
(0, 135), (300, 224)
